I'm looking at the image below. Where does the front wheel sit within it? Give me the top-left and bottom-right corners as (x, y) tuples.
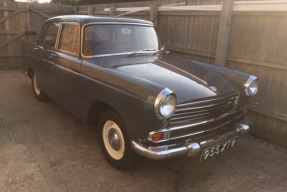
(32, 72), (48, 101)
(98, 110), (136, 170)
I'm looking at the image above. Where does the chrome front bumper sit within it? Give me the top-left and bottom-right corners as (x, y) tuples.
(131, 123), (250, 160)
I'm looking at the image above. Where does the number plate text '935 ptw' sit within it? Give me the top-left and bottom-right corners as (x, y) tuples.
(200, 137), (238, 162)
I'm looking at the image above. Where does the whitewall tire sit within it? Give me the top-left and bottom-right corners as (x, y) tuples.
(98, 110), (136, 170)
(32, 72), (48, 101)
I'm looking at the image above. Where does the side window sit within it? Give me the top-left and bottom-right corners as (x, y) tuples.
(40, 22), (59, 48)
(58, 23), (80, 55)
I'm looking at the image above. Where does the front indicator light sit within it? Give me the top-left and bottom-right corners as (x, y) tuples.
(150, 132), (164, 142)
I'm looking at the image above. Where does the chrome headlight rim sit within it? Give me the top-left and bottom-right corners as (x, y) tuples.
(154, 88), (177, 119)
(244, 75), (258, 96)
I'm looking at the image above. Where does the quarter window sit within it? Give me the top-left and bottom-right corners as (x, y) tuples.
(40, 22), (59, 48)
(58, 23), (80, 55)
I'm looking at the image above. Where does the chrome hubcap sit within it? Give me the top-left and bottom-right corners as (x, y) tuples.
(102, 120), (125, 160)
(108, 129), (121, 151)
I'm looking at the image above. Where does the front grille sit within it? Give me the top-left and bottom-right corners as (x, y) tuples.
(170, 93), (240, 126)
(169, 111), (242, 140)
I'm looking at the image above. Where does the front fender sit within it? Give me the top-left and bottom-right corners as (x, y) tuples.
(77, 61), (166, 140)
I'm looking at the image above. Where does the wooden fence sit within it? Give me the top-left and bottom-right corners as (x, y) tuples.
(76, 0), (287, 148)
(0, 0), (286, 148)
(0, 0), (74, 69)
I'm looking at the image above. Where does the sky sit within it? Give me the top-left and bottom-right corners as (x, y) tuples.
(15, 0), (52, 3)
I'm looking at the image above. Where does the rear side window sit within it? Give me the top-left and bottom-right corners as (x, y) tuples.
(40, 22), (59, 48)
(58, 23), (80, 55)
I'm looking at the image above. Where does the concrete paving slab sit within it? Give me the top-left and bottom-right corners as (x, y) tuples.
(0, 142), (51, 192)
(0, 70), (287, 192)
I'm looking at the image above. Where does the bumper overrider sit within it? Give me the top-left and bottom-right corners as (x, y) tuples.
(131, 123), (250, 160)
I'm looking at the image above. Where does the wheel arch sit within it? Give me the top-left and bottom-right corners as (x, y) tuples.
(86, 100), (122, 127)
(27, 67), (34, 79)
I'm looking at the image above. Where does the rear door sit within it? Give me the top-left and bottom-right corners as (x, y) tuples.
(36, 22), (60, 95)
(48, 22), (82, 114)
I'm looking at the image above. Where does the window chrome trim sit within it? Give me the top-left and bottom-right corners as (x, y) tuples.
(55, 22), (61, 49)
(81, 22), (154, 59)
(83, 22), (153, 27)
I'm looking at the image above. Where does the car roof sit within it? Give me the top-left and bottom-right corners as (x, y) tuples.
(46, 15), (153, 26)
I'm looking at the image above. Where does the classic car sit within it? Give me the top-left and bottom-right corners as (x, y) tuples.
(22, 15), (258, 170)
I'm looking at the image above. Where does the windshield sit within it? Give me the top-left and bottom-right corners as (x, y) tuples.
(83, 24), (159, 56)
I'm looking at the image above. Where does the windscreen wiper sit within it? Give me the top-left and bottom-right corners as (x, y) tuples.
(153, 48), (170, 55)
(127, 49), (157, 57)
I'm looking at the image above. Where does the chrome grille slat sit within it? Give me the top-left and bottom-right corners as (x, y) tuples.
(177, 94), (239, 107)
(171, 105), (234, 122)
(170, 108), (234, 125)
(170, 93), (240, 125)
(173, 101), (234, 116)
(169, 114), (243, 140)
(175, 97), (236, 112)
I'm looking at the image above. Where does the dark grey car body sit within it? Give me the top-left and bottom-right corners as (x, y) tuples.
(22, 15), (256, 163)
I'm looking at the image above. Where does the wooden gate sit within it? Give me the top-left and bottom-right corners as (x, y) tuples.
(0, 1), (74, 69)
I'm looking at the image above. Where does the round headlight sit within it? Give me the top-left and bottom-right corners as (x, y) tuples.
(154, 88), (177, 119)
(245, 76), (258, 96)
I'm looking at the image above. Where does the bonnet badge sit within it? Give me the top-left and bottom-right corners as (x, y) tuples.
(210, 86), (217, 92)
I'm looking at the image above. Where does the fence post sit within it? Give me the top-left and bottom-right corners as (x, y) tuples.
(110, 5), (116, 17)
(3, 0), (12, 54)
(215, 0), (234, 67)
(74, 6), (78, 15)
(88, 5), (94, 16)
(150, 3), (158, 28)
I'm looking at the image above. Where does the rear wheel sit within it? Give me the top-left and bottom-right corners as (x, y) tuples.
(98, 110), (136, 170)
(32, 72), (48, 101)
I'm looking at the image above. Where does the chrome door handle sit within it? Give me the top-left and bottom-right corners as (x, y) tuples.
(32, 47), (39, 52)
(48, 54), (57, 59)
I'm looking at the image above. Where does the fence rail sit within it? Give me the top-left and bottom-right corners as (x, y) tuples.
(0, 0), (286, 148)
